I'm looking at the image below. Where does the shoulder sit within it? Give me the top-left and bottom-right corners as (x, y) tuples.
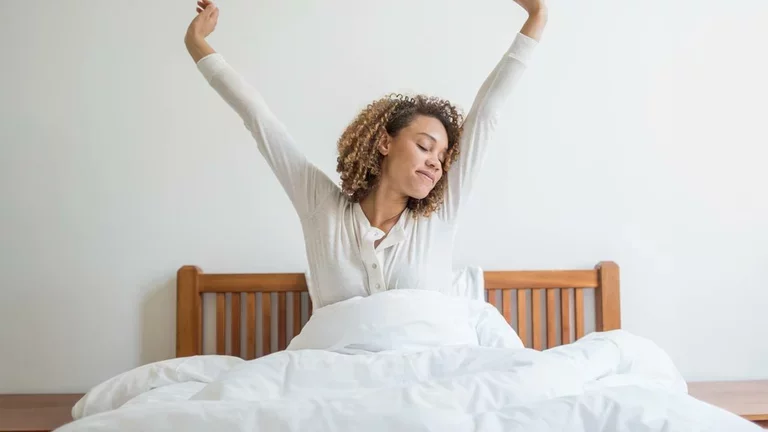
(305, 187), (350, 222)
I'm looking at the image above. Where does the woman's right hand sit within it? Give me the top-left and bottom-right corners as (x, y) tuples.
(185, 1), (218, 62)
(186, 1), (219, 42)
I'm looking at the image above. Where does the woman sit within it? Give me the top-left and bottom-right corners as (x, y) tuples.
(185, 0), (547, 309)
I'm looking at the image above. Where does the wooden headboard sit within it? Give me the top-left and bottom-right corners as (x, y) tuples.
(176, 261), (620, 359)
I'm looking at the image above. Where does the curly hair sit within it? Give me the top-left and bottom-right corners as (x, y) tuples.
(335, 93), (464, 217)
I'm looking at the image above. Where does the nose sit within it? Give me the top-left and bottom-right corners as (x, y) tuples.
(426, 156), (439, 170)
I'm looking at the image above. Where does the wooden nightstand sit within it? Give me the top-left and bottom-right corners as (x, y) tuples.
(688, 380), (768, 429)
(0, 394), (83, 432)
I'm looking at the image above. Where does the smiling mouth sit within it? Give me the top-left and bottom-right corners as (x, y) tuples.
(417, 171), (435, 184)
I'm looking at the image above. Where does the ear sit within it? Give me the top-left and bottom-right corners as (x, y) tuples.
(378, 133), (393, 156)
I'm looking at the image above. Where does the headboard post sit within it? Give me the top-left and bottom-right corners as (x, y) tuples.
(176, 265), (202, 357)
(595, 261), (621, 331)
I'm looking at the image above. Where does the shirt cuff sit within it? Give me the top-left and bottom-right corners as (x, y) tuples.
(506, 32), (538, 65)
(196, 52), (228, 82)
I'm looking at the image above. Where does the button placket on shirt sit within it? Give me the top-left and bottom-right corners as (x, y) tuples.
(363, 229), (386, 294)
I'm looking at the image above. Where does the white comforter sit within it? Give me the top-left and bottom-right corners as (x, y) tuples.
(59, 290), (760, 431)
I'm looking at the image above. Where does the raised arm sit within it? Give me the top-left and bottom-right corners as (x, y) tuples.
(185, 1), (336, 219)
(438, 1), (547, 223)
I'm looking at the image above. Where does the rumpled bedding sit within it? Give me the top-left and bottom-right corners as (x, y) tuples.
(59, 290), (760, 431)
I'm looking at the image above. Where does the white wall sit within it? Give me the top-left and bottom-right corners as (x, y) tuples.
(1, 0), (766, 393)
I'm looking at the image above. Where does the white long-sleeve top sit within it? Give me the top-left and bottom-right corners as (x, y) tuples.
(196, 32), (537, 309)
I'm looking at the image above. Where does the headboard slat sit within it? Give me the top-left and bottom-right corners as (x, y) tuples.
(531, 289), (543, 350)
(546, 290), (557, 348)
(561, 289), (572, 344)
(262, 293), (272, 357)
(516, 290), (527, 347)
(575, 288), (585, 339)
(278, 293), (287, 351)
(231, 293), (241, 357)
(502, 290), (513, 324)
(216, 293), (226, 355)
(245, 293), (256, 360)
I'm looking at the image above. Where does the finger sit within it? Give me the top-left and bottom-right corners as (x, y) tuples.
(196, 6), (203, 13)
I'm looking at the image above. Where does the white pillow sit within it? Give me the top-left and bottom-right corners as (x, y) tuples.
(287, 289), (525, 354)
(448, 266), (485, 300)
(469, 299), (525, 349)
(287, 289), (479, 354)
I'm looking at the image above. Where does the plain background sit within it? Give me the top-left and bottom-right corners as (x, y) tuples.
(1, 0), (766, 392)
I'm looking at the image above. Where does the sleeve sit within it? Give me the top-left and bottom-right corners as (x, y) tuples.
(196, 53), (337, 219)
(438, 32), (538, 223)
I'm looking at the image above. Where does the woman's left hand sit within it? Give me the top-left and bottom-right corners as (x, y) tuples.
(513, 0), (547, 17)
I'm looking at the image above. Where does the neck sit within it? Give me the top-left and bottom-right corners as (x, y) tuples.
(359, 181), (408, 230)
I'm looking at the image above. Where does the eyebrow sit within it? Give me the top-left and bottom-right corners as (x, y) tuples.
(417, 132), (437, 143)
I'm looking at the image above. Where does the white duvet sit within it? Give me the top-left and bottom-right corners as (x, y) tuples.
(59, 290), (760, 431)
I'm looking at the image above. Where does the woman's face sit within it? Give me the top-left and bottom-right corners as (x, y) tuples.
(378, 115), (449, 200)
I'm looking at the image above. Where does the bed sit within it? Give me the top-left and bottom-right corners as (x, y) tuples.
(57, 261), (762, 431)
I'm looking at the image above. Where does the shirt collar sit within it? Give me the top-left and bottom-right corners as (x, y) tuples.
(353, 202), (408, 249)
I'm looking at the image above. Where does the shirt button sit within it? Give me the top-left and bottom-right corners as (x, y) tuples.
(372, 263), (378, 269)
(375, 283), (381, 289)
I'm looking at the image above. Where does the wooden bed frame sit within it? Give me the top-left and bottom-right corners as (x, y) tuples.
(176, 261), (620, 359)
